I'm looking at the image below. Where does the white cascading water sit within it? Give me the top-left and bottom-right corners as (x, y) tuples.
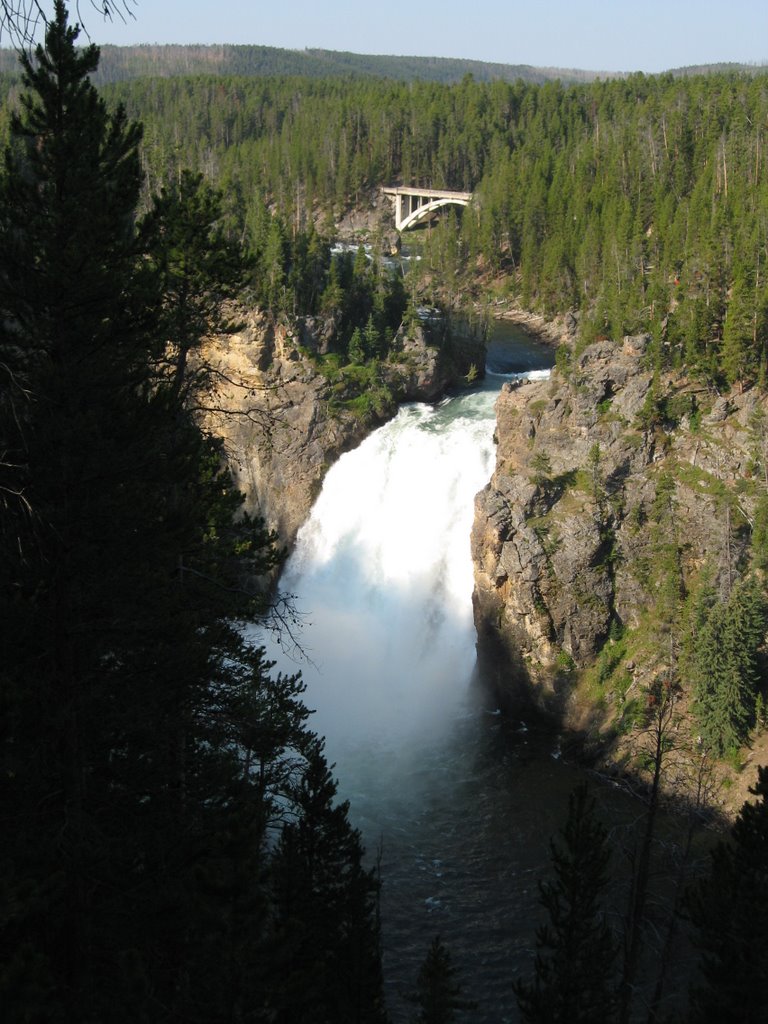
(261, 372), (547, 782)
(274, 395), (490, 752)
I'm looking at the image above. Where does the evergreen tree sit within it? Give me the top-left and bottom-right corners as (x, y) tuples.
(363, 312), (382, 360)
(721, 269), (758, 390)
(140, 167), (250, 403)
(514, 785), (617, 1024)
(690, 576), (767, 755)
(260, 213), (287, 311)
(348, 325), (366, 364)
(410, 936), (474, 1024)
(320, 252), (346, 321)
(0, 6), (171, 1015)
(753, 493), (768, 573)
(270, 738), (387, 1024)
(0, 7), (386, 1020)
(687, 765), (768, 1024)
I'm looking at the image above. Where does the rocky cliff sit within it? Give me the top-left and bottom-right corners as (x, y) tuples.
(203, 307), (484, 551)
(472, 334), (767, 737)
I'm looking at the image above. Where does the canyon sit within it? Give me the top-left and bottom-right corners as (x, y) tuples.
(206, 305), (768, 807)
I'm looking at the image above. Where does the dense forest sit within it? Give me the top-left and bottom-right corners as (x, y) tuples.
(0, 40), (618, 86)
(0, 64), (757, 389)
(2, 5), (768, 1021)
(4, 55), (768, 395)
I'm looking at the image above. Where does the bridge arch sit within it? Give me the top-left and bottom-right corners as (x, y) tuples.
(382, 186), (473, 232)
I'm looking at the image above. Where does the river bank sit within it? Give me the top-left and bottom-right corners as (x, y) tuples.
(478, 299), (576, 349)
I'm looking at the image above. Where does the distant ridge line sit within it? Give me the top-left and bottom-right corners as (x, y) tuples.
(0, 43), (764, 86)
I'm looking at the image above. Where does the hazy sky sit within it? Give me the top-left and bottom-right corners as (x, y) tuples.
(75, 0), (767, 74)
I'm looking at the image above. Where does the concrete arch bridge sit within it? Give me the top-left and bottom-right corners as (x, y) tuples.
(382, 185), (473, 232)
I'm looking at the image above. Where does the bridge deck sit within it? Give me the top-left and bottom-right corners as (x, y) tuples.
(382, 185), (473, 201)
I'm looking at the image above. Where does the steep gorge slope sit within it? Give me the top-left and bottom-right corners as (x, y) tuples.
(472, 334), (766, 770)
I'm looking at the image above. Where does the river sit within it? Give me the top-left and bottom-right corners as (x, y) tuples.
(260, 322), (654, 1022)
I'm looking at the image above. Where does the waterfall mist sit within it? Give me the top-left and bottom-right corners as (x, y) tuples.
(262, 387), (504, 780)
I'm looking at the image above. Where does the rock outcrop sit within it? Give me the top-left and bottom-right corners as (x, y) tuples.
(472, 334), (766, 722)
(203, 308), (484, 551)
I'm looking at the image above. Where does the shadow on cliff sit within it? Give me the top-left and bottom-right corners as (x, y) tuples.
(469, 617), (626, 769)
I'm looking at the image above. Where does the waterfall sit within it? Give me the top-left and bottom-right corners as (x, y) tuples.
(256, 351), (573, 1024)
(281, 397), (487, 743)
(261, 373), (547, 779)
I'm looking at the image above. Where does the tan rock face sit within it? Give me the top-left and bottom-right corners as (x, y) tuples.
(200, 311), (369, 551)
(202, 308), (484, 553)
(471, 334), (767, 715)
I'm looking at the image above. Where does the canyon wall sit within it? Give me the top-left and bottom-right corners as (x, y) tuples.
(471, 334), (766, 735)
(203, 308), (484, 551)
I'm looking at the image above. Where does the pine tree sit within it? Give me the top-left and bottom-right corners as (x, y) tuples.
(0, 6), (168, 1015)
(717, 576), (767, 741)
(140, 167), (250, 403)
(0, 7), (387, 1020)
(410, 936), (475, 1024)
(514, 785), (617, 1024)
(721, 269), (758, 390)
(363, 312), (382, 360)
(690, 576), (767, 755)
(260, 214), (287, 310)
(687, 766), (768, 1023)
(270, 738), (388, 1024)
(349, 325), (366, 364)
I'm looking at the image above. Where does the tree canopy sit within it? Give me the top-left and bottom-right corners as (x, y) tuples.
(688, 766), (768, 1023)
(49, 65), (761, 386)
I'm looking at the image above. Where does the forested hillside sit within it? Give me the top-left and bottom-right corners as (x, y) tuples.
(0, 67), (755, 389)
(1, 40), (759, 87)
(0, 40), (615, 85)
(3, 60), (768, 391)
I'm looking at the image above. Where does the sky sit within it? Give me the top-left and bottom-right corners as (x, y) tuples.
(70, 0), (768, 74)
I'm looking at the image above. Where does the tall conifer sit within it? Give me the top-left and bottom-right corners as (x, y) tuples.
(0, 7), (386, 1020)
(688, 766), (768, 1023)
(514, 785), (617, 1024)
